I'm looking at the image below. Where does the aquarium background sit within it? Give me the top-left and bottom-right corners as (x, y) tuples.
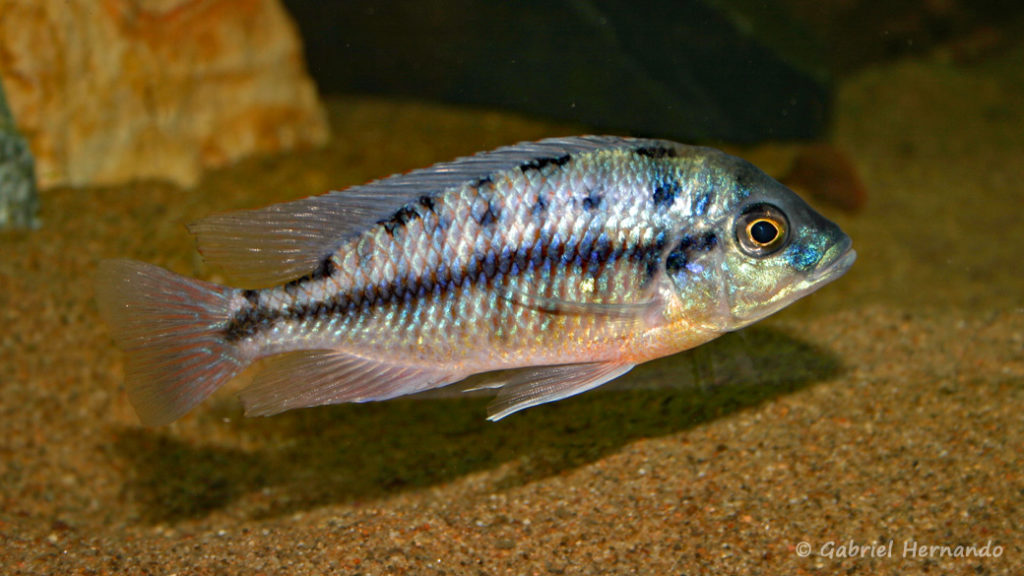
(1, 1), (1022, 574)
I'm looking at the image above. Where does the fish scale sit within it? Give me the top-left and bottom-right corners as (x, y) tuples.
(299, 169), (655, 357)
(95, 135), (854, 425)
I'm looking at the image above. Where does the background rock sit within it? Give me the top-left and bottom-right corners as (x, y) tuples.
(781, 0), (1024, 71)
(282, 0), (832, 144)
(0, 75), (38, 229)
(0, 0), (329, 190)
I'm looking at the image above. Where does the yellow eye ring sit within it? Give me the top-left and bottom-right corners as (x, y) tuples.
(746, 218), (782, 247)
(735, 205), (789, 256)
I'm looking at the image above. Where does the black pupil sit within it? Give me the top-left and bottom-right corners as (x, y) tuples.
(750, 220), (778, 245)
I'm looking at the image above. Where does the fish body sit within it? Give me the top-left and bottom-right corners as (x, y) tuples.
(95, 136), (855, 425)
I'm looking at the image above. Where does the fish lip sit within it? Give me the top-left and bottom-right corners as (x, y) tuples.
(811, 237), (856, 283)
(789, 237), (855, 302)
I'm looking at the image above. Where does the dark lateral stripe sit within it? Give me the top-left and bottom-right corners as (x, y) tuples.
(223, 232), (667, 343)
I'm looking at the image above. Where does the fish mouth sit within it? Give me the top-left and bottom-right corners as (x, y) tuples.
(727, 237), (856, 330)
(767, 242), (852, 318)
(810, 237), (856, 284)
(782, 237), (855, 306)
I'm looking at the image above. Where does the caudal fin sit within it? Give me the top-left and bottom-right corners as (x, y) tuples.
(94, 259), (244, 426)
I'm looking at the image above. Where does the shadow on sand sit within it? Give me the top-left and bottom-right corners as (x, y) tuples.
(112, 324), (843, 523)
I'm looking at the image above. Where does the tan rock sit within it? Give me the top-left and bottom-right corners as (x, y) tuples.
(0, 0), (329, 189)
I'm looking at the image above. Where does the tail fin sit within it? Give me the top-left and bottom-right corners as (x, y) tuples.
(94, 259), (245, 426)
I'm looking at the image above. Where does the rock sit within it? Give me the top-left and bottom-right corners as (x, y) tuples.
(0, 0), (329, 190)
(0, 75), (39, 229)
(283, 0), (831, 143)
(781, 143), (867, 213)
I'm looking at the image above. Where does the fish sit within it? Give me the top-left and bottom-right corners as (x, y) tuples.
(94, 136), (855, 426)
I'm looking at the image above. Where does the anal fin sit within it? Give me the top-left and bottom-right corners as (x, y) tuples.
(240, 350), (463, 417)
(485, 362), (635, 421)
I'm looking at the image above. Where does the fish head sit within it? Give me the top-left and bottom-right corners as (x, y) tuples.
(664, 151), (855, 332)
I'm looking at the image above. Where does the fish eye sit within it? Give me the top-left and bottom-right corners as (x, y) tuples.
(735, 204), (789, 257)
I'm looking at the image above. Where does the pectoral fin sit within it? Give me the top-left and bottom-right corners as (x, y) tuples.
(484, 362), (635, 421)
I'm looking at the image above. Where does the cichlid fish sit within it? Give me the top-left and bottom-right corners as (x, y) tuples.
(95, 136), (855, 426)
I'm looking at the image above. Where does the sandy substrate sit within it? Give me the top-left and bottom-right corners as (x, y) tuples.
(2, 46), (1022, 575)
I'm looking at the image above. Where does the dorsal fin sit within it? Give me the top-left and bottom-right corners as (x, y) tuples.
(188, 136), (672, 287)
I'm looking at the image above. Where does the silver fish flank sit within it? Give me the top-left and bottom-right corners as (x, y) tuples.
(95, 136), (855, 425)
